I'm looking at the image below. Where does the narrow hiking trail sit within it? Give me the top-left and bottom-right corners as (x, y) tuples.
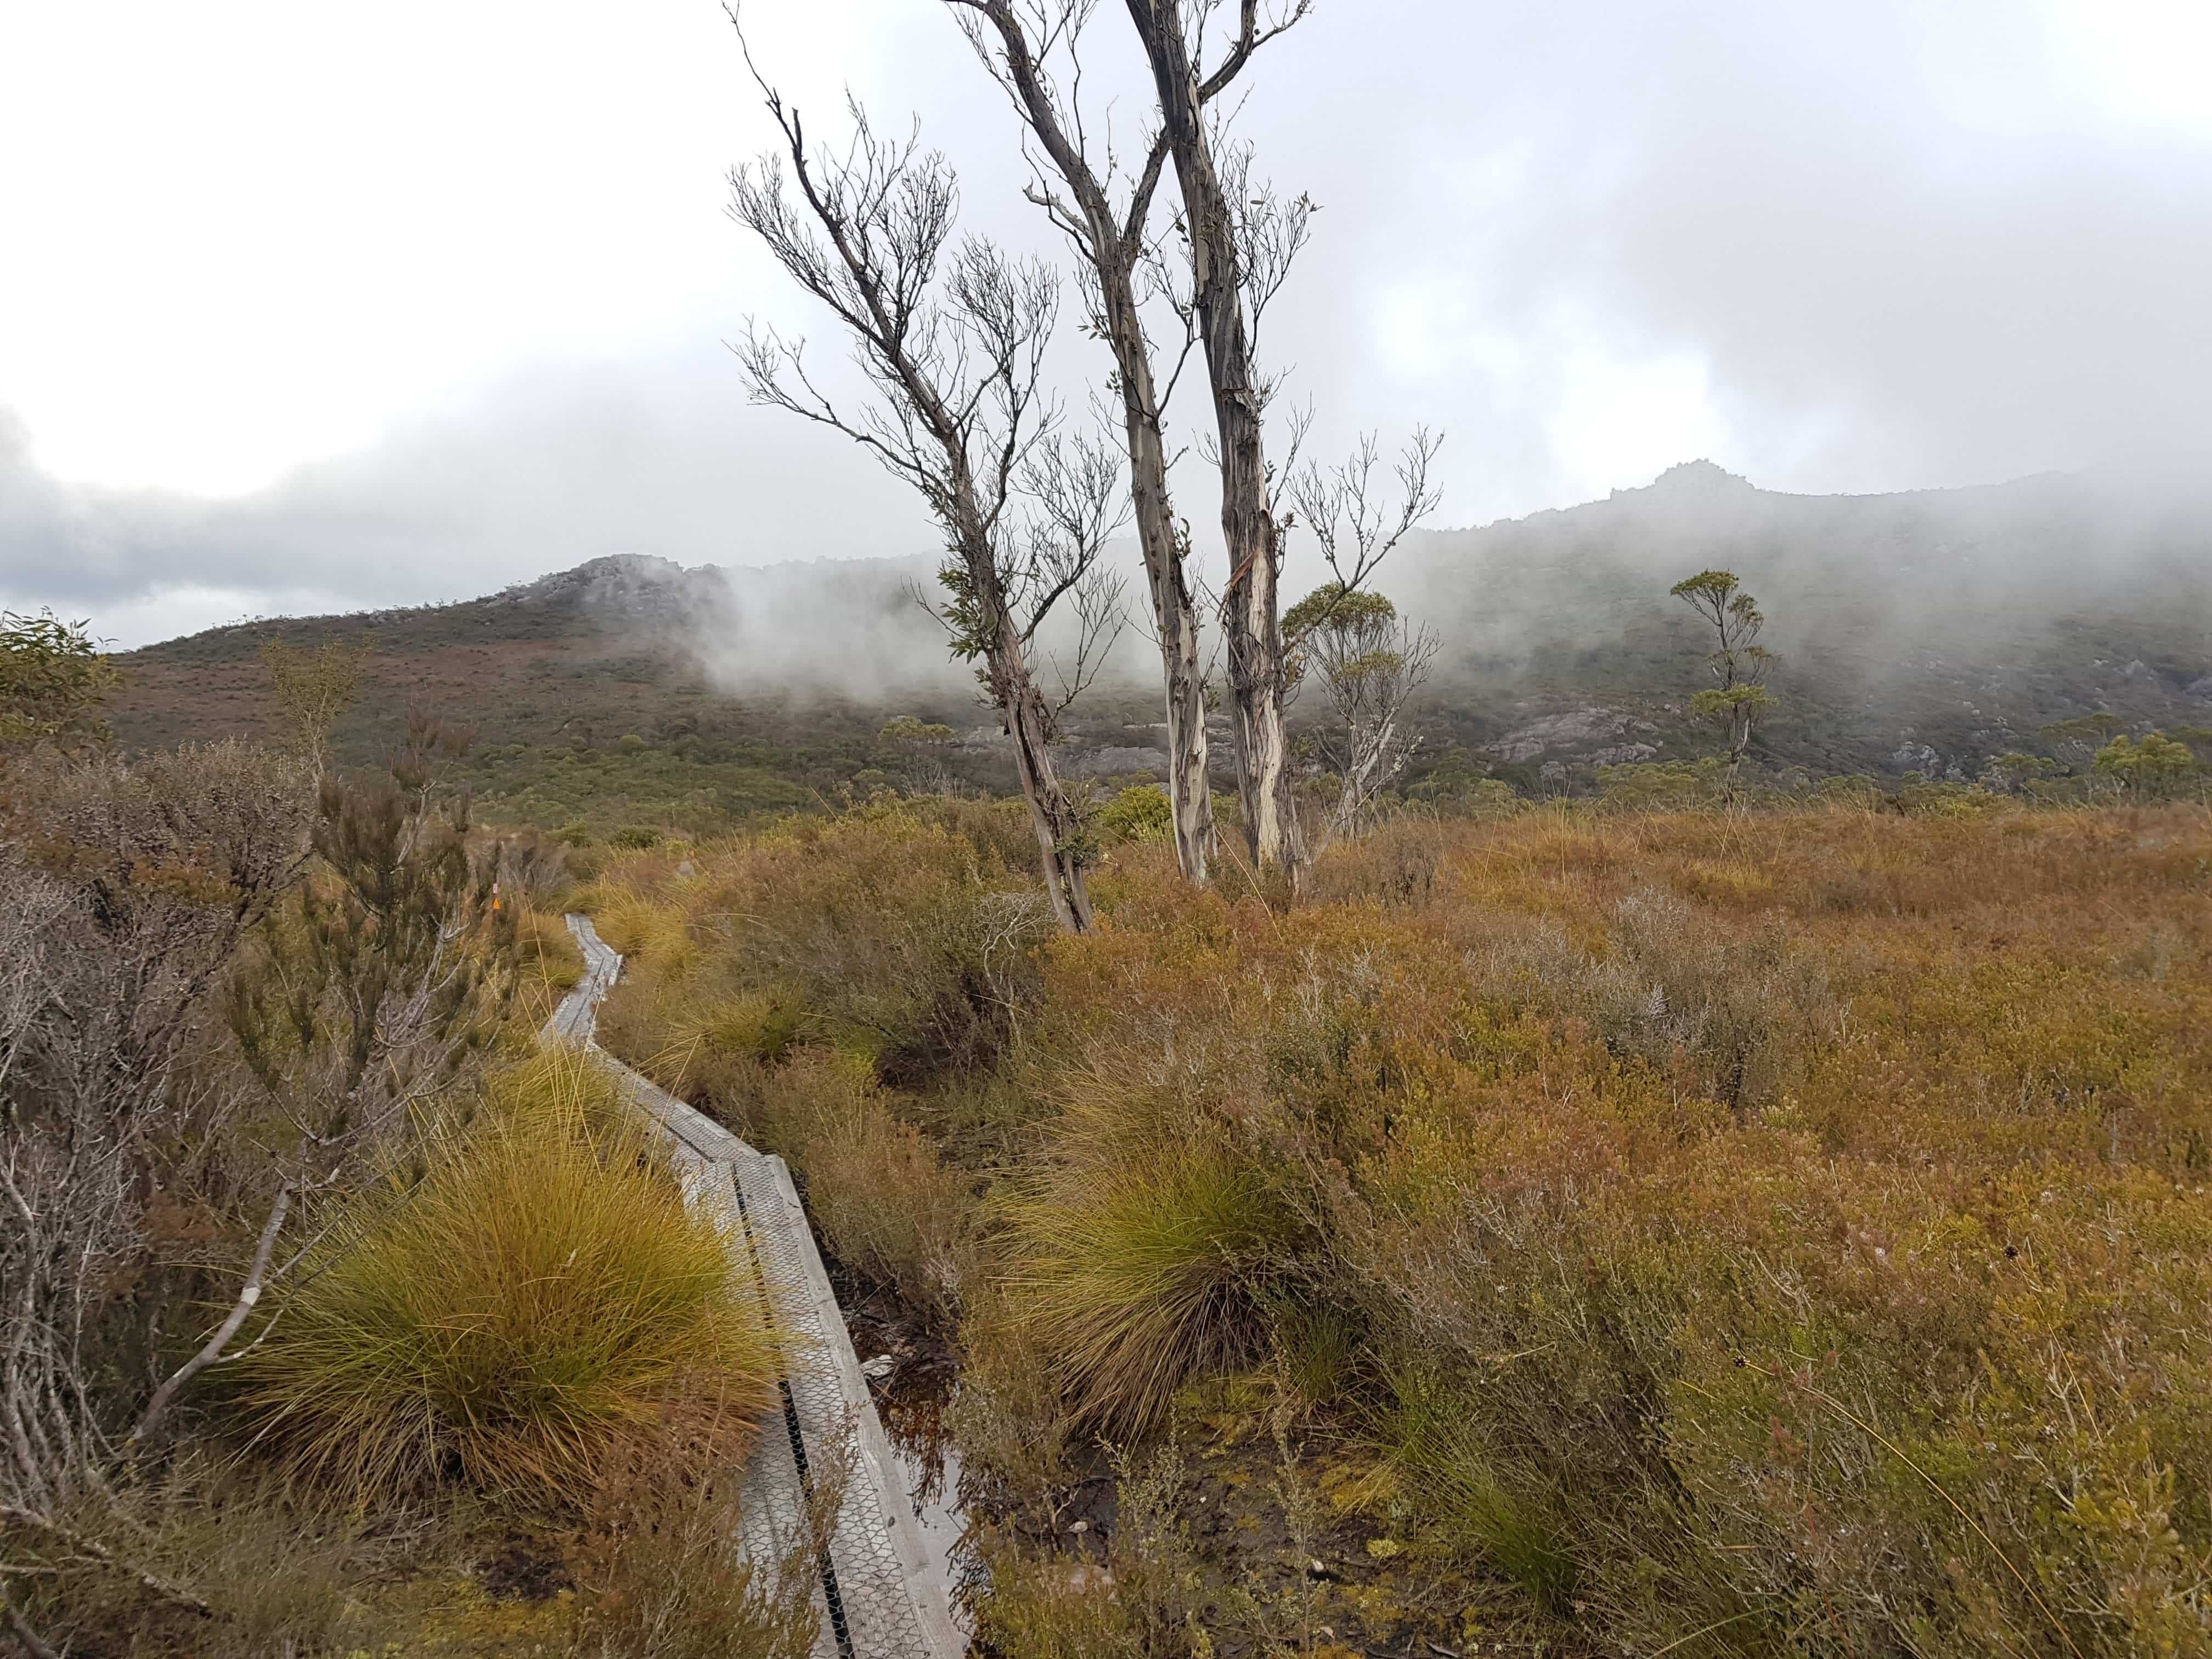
(550, 915), (963, 1659)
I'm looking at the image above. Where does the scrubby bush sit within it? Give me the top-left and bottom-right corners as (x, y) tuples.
(1472, 883), (1833, 1115)
(755, 1050), (975, 1316)
(565, 1410), (834, 1659)
(594, 804), (1053, 1085)
(1098, 782), (1173, 844)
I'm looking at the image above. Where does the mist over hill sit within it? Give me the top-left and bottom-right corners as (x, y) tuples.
(1391, 457), (2211, 783)
(106, 460), (2211, 828)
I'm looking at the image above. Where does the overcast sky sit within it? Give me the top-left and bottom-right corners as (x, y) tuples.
(3, 1), (2208, 647)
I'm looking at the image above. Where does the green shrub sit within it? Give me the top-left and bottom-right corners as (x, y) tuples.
(1098, 782), (1173, 844)
(236, 1053), (772, 1505)
(697, 990), (808, 1065)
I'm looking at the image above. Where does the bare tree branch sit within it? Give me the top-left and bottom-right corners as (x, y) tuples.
(730, 9), (1100, 930)
(0, 1507), (212, 1619)
(1, 1582), (59, 1659)
(129, 1183), (294, 1446)
(1287, 425), (1444, 605)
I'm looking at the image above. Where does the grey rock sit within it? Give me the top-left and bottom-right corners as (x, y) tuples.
(1065, 745), (1171, 778)
(1489, 707), (1630, 762)
(1589, 742), (1660, 767)
(2187, 675), (2212, 703)
(1890, 742), (1942, 779)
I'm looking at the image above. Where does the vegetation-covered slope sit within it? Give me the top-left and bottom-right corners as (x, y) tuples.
(102, 462), (2212, 836)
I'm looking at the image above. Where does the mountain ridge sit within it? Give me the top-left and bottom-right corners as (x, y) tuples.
(105, 461), (2212, 828)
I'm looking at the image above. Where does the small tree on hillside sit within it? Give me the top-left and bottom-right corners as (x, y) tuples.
(1669, 569), (1775, 801)
(259, 633), (376, 779)
(2039, 712), (2122, 776)
(1284, 582), (1435, 846)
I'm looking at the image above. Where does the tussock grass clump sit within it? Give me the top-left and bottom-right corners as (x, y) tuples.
(237, 1053), (771, 1505)
(1007, 1133), (1296, 1434)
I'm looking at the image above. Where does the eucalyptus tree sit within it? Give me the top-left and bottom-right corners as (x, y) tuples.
(949, 0), (1220, 887)
(1669, 568), (1775, 801)
(727, 33), (1121, 932)
(1284, 582), (1435, 845)
(258, 633), (375, 780)
(1282, 430), (1444, 844)
(1120, 0), (1317, 873)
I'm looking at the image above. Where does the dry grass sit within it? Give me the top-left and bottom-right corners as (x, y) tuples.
(236, 1051), (775, 1506)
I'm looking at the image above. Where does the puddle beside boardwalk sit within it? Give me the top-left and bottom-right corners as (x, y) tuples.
(864, 1335), (979, 1643)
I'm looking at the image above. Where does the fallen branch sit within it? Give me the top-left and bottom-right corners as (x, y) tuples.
(129, 1185), (292, 1446)
(1, 1582), (60, 1659)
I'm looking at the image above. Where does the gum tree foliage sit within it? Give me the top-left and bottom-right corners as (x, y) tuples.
(726, 22), (1124, 933)
(0, 610), (115, 752)
(1669, 568), (1775, 799)
(2040, 712), (2123, 774)
(2092, 731), (2199, 799)
(258, 633), (376, 780)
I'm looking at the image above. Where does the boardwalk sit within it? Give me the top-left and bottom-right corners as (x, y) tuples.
(550, 915), (963, 1659)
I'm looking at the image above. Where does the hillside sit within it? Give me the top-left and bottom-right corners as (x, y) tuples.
(106, 461), (2212, 831)
(105, 552), (1181, 835)
(1395, 458), (2212, 786)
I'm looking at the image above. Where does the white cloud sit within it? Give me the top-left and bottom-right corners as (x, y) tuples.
(1, 0), (2207, 636)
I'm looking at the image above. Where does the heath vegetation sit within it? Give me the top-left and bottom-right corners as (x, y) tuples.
(588, 791), (2212, 1657)
(0, 612), (812, 1658)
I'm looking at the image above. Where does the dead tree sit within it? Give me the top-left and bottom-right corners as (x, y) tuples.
(727, 37), (1115, 932)
(1122, 0), (1312, 872)
(949, 0), (1220, 888)
(0, 745), (313, 1633)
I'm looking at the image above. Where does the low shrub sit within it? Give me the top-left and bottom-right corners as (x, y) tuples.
(1097, 782), (1173, 845)
(583, 803), (2212, 1655)
(236, 1053), (773, 1505)
(563, 1401), (835, 1659)
(0, 1463), (399, 1659)
(1471, 883), (1833, 1115)
(592, 805), (1053, 1085)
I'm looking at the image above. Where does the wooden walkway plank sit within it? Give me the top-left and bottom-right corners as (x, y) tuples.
(549, 915), (964, 1659)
